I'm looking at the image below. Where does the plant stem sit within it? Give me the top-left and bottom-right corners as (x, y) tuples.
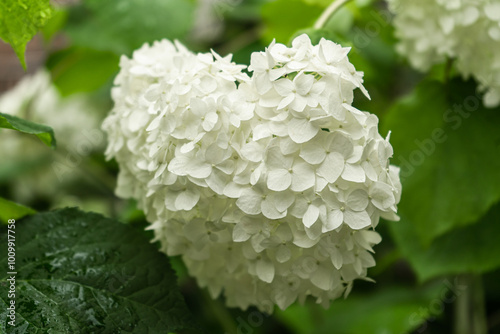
(201, 289), (238, 334)
(454, 274), (487, 334)
(314, 0), (353, 29)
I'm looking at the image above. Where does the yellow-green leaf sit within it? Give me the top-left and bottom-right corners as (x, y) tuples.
(0, 0), (53, 69)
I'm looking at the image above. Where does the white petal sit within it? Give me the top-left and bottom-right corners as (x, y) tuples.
(347, 189), (369, 211)
(291, 162), (316, 192)
(300, 142), (326, 164)
(223, 182), (245, 198)
(341, 163), (366, 183)
(369, 182), (395, 210)
(290, 95), (307, 112)
(277, 94), (295, 110)
(274, 79), (294, 96)
(202, 112), (218, 131)
(206, 169), (230, 195)
(344, 210), (372, 230)
(324, 209), (343, 232)
(288, 118), (319, 144)
(292, 229), (319, 248)
(276, 244), (291, 263)
(305, 220), (322, 240)
(311, 264), (333, 291)
(205, 143), (227, 164)
(236, 188), (262, 215)
(187, 160), (212, 178)
(267, 169), (292, 191)
(233, 223), (251, 242)
(317, 152), (344, 183)
(295, 73), (315, 95)
(241, 141), (264, 162)
(167, 156), (189, 176)
(253, 123), (273, 141)
(256, 260), (275, 283)
(303, 205), (320, 228)
(128, 110), (149, 132)
(270, 191), (295, 212)
(261, 198), (286, 219)
(331, 250), (343, 270)
(175, 189), (200, 211)
(280, 136), (300, 155)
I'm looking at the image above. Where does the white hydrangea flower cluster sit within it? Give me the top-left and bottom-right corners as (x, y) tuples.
(103, 35), (402, 313)
(387, 0), (500, 107)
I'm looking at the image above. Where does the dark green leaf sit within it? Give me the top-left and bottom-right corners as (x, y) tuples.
(0, 0), (53, 69)
(382, 79), (500, 244)
(0, 208), (201, 333)
(0, 112), (56, 149)
(64, 0), (195, 56)
(390, 202), (500, 282)
(0, 197), (36, 223)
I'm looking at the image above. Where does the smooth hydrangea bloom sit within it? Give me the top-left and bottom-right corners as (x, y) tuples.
(387, 0), (500, 107)
(103, 36), (401, 313)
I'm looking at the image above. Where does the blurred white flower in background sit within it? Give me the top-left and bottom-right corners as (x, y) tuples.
(0, 70), (105, 203)
(103, 35), (401, 313)
(387, 0), (500, 107)
(190, 0), (226, 43)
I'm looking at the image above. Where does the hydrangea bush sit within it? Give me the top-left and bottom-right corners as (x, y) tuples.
(387, 0), (500, 107)
(103, 35), (402, 312)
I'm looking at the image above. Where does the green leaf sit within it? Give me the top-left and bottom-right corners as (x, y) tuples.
(0, 208), (201, 333)
(276, 282), (444, 334)
(390, 202), (500, 282)
(0, 0), (53, 69)
(301, 0), (375, 7)
(261, 0), (323, 44)
(64, 0), (195, 56)
(0, 112), (56, 149)
(382, 79), (500, 244)
(46, 47), (119, 96)
(300, 0), (331, 7)
(41, 8), (68, 42)
(0, 197), (36, 223)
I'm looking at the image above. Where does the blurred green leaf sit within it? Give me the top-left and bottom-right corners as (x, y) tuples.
(0, 208), (201, 333)
(46, 47), (119, 96)
(0, 112), (56, 149)
(300, 0), (331, 7)
(261, 0), (323, 44)
(41, 8), (68, 42)
(382, 79), (500, 245)
(0, 156), (51, 183)
(323, 5), (355, 36)
(64, 0), (195, 56)
(220, 0), (269, 21)
(0, 197), (36, 223)
(276, 283), (444, 334)
(390, 202), (500, 282)
(0, 0), (53, 69)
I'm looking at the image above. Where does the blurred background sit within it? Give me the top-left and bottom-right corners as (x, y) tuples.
(1, 0), (499, 333)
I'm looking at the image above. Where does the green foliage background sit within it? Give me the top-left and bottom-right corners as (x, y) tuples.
(1, 0), (499, 333)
